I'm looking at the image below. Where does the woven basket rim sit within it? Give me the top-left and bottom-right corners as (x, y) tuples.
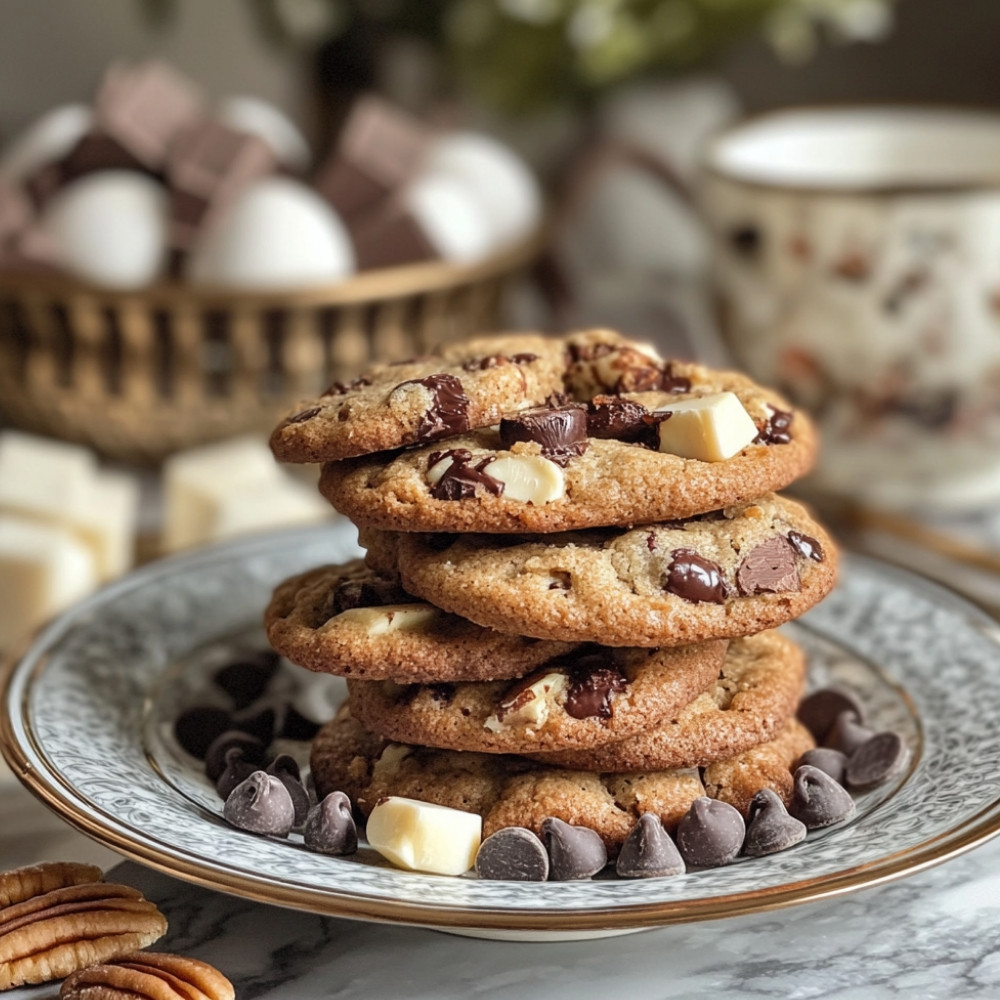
(0, 226), (545, 308)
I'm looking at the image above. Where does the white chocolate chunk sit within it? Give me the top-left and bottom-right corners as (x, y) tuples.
(655, 392), (758, 462)
(334, 603), (439, 636)
(210, 476), (332, 543)
(0, 515), (98, 649)
(484, 671), (569, 732)
(366, 796), (482, 875)
(482, 454), (565, 504)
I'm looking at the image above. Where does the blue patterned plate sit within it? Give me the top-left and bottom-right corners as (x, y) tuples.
(3, 522), (1000, 940)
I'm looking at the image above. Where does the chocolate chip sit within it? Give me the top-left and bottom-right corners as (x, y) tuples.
(286, 406), (322, 425)
(729, 224), (761, 256)
(676, 797), (745, 868)
(304, 791), (358, 855)
(585, 396), (655, 445)
(541, 817), (608, 880)
(742, 788), (807, 857)
(824, 711), (875, 757)
(797, 747), (848, 784)
(646, 532), (657, 551)
(204, 730), (266, 783)
(568, 341), (615, 363)
(846, 732), (909, 791)
(215, 746), (260, 801)
(797, 688), (865, 743)
(616, 813), (685, 878)
(511, 353), (539, 364)
(322, 375), (372, 396)
(789, 765), (856, 829)
(665, 548), (729, 604)
(462, 354), (507, 371)
(429, 452), (504, 501)
(212, 652), (280, 710)
(266, 755), (310, 827)
(476, 827), (550, 881)
(398, 373), (471, 443)
(756, 408), (794, 445)
(331, 577), (405, 615)
(279, 705), (323, 742)
(174, 706), (232, 760)
(230, 704), (277, 747)
(499, 404), (588, 466)
(735, 536), (801, 596)
(659, 366), (692, 394)
(564, 666), (627, 721)
(223, 772), (295, 837)
(787, 530), (824, 563)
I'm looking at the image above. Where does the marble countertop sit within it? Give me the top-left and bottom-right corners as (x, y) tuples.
(4, 765), (1000, 1000)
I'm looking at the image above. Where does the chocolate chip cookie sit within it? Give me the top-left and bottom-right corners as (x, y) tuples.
(345, 639), (728, 754)
(310, 706), (810, 853)
(532, 631), (806, 770)
(265, 560), (577, 682)
(387, 494), (837, 646)
(270, 334), (566, 463)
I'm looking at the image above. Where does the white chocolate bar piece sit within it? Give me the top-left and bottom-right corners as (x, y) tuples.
(365, 796), (482, 875)
(210, 476), (332, 543)
(655, 392), (758, 462)
(0, 514), (98, 649)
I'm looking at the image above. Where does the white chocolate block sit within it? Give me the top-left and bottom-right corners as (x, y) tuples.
(0, 515), (98, 649)
(655, 392), (758, 462)
(483, 454), (565, 504)
(0, 432), (138, 580)
(484, 671), (568, 732)
(366, 796), (482, 875)
(209, 475), (332, 544)
(333, 603), (439, 636)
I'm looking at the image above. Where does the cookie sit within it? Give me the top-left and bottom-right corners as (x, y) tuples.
(345, 639), (728, 754)
(265, 560), (578, 682)
(270, 334), (566, 463)
(531, 631), (806, 770)
(309, 707), (808, 853)
(319, 367), (816, 534)
(388, 494), (837, 646)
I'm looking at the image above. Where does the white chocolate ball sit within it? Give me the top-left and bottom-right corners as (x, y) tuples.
(0, 104), (93, 184)
(403, 173), (494, 264)
(40, 171), (167, 289)
(426, 131), (542, 248)
(218, 95), (311, 172)
(187, 177), (354, 289)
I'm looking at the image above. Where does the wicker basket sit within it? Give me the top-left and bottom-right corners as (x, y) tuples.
(0, 231), (543, 463)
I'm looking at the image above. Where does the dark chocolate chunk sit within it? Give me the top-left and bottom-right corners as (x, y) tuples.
(223, 771), (295, 837)
(350, 203), (438, 269)
(616, 813), (685, 878)
(266, 754), (310, 827)
(212, 651), (280, 710)
(429, 452), (504, 501)
(204, 730), (266, 783)
(665, 548), (729, 604)
(215, 746), (259, 801)
(789, 765), (856, 829)
(756, 408), (794, 445)
(729, 224), (761, 256)
(279, 705), (323, 742)
(540, 817), (608, 880)
(659, 366), (692, 394)
(331, 577), (406, 615)
(230, 704), (277, 747)
(787, 530), (824, 563)
(396, 373), (471, 443)
(797, 747), (848, 785)
(735, 536), (801, 596)
(676, 797), (745, 868)
(846, 732), (909, 791)
(462, 354), (506, 371)
(585, 396), (653, 444)
(797, 688), (865, 743)
(568, 341), (615, 363)
(824, 711), (875, 757)
(174, 706), (232, 760)
(499, 404), (588, 466)
(564, 666), (627, 721)
(475, 827), (550, 881)
(742, 788), (807, 857)
(304, 791), (358, 855)
(285, 406), (322, 425)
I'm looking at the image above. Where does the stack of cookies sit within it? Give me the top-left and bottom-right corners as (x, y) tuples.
(265, 329), (839, 872)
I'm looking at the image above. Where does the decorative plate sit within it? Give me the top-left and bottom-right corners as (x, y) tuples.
(3, 522), (1000, 941)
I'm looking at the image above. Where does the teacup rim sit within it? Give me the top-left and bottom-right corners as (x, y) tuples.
(704, 102), (1000, 195)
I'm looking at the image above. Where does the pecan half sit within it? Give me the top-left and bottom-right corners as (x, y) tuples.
(0, 862), (103, 908)
(0, 875), (167, 990)
(61, 951), (235, 1000)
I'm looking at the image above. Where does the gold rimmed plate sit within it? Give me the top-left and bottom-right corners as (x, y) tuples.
(2, 523), (1000, 941)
